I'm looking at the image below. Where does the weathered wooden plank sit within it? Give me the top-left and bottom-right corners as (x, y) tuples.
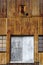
(0, 18), (6, 35)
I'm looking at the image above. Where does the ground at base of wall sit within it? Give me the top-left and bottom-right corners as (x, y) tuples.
(6, 62), (39, 65)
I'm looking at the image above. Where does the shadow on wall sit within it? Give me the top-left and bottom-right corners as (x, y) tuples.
(7, 62), (39, 65)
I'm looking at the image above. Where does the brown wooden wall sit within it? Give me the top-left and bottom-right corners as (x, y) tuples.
(7, 17), (43, 65)
(0, 17), (43, 65)
(0, 0), (43, 65)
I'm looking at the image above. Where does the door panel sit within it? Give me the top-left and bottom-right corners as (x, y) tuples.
(10, 36), (34, 63)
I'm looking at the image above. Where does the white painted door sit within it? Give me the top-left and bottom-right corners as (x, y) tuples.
(10, 36), (34, 63)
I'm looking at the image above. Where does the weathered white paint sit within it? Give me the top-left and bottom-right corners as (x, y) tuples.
(10, 36), (34, 63)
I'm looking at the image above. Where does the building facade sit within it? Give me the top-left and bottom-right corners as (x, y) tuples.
(0, 0), (43, 65)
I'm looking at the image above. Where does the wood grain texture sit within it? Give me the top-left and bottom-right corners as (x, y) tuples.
(0, 18), (7, 35)
(6, 17), (43, 65)
(0, 0), (7, 18)
(0, 17), (43, 65)
(7, 0), (32, 17)
(0, 0), (43, 65)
